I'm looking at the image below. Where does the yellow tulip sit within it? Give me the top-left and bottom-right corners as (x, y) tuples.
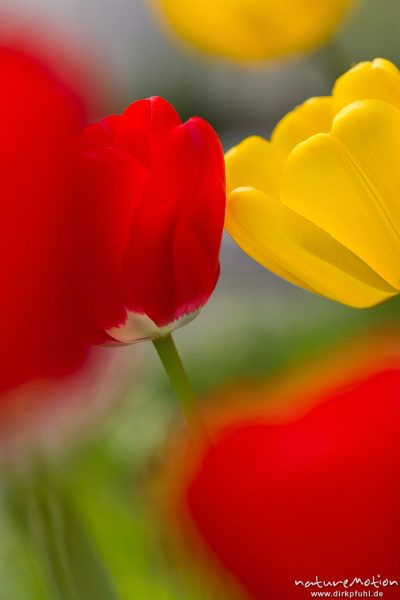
(226, 59), (400, 307)
(153, 0), (354, 61)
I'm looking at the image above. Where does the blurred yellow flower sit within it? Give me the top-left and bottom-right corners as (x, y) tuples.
(153, 0), (353, 61)
(226, 59), (400, 308)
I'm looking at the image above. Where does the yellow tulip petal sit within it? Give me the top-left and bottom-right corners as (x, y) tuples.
(156, 0), (353, 62)
(281, 99), (400, 289)
(226, 187), (397, 307)
(225, 136), (284, 197)
(333, 58), (400, 111)
(272, 97), (334, 155)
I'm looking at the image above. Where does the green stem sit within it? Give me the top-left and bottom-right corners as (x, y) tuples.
(153, 334), (206, 436)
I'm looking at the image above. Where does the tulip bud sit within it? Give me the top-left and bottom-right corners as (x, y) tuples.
(226, 59), (400, 308)
(167, 331), (400, 599)
(152, 0), (354, 62)
(0, 45), (96, 393)
(79, 96), (226, 343)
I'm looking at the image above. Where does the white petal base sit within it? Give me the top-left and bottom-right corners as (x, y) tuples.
(106, 309), (200, 343)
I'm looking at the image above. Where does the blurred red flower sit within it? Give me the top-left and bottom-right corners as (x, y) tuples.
(79, 96), (226, 343)
(0, 45), (94, 394)
(178, 335), (400, 599)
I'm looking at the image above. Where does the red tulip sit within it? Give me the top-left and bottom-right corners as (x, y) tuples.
(178, 337), (400, 599)
(0, 45), (93, 393)
(79, 96), (226, 343)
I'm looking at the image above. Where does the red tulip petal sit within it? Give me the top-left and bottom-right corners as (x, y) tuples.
(0, 47), (90, 392)
(185, 368), (400, 599)
(122, 116), (225, 325)
(78, 146), (148, 331)
(114, 96), (182, 167)
(80, 115), (121, 149)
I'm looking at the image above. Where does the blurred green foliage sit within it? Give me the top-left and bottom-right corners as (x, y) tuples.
(1, 290), (400, 599)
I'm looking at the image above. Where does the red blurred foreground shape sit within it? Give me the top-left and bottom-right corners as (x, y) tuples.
(79, 96), (226, 343)
(0, 44), (93, 393)
(179, 333), (400, 599)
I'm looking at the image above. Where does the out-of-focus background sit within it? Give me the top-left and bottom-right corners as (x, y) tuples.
(2, 0), (400, 598)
